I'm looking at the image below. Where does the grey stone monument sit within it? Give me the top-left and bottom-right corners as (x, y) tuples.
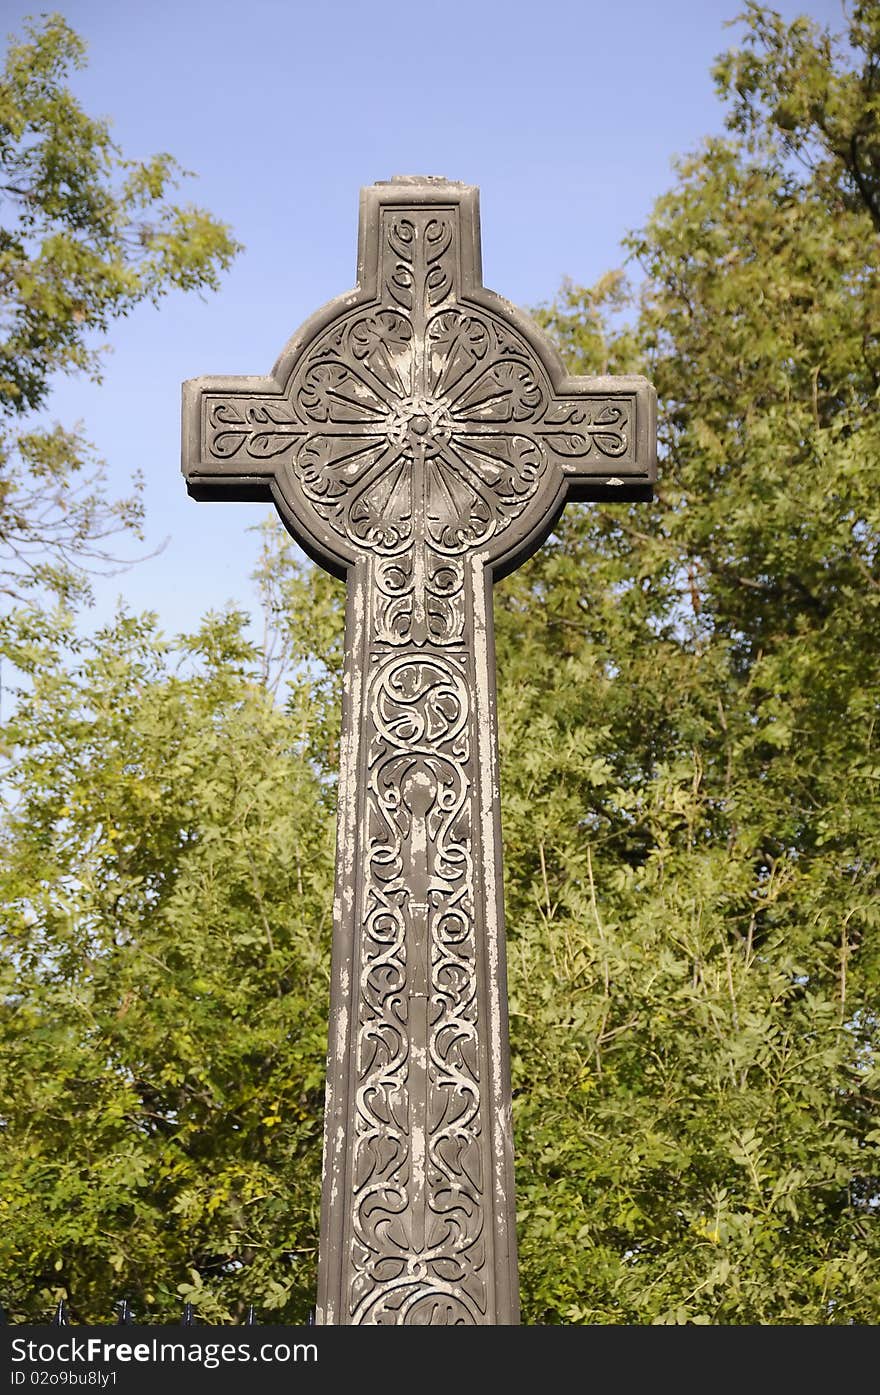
(181, 176), (656, 1325)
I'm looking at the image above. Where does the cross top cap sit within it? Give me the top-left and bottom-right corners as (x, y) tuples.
(182, 176), (656, 581)
(382, 174), (455, 184)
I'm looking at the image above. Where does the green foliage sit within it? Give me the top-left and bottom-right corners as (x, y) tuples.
(499, 0), (880, 1323)
(1, 2), (879, 1325)
(0, 12), (239, 415)
(0, 605), (335, 1322)
(716, 1), (880, 231)
(0, 13), (241, 602)
(531, 270), (640, 377)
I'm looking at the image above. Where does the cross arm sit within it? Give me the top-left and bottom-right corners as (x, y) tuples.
(181, 373), (299, 504)
(548, 372), (656, 504)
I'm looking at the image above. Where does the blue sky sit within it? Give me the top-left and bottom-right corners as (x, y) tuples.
(4, 0), (842, 640)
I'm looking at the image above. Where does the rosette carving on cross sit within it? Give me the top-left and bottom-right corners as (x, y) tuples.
(182, 177), (655, 583)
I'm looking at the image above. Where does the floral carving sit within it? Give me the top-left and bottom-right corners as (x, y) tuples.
(203, 219), (634, 566)
(351, 653), (485, 1324)
(287, 308), (552, 561)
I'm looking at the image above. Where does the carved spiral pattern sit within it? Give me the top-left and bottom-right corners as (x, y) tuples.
(352, 654), (485, 1324)
(372, 553), (465, 647)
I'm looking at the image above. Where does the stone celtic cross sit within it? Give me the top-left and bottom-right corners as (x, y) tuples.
(182, 176), (656, 1325)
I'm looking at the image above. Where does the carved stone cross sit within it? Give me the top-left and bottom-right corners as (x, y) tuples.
(182, 176), (656, 1325)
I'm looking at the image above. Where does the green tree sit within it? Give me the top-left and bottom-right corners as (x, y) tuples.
(0, 13), (240, 602)
(0, 599), (337, 1323)
(502, 0), (880, 1322)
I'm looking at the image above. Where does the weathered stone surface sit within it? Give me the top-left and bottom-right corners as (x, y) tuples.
(181, 176), (656, 1325)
